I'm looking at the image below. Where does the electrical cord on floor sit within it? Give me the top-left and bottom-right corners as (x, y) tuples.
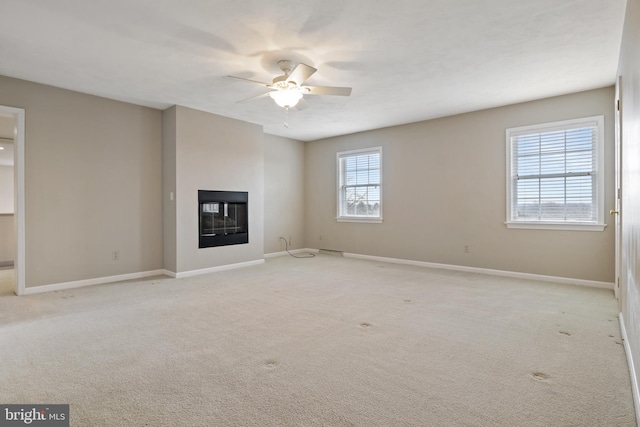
(279, 237), (316, 258)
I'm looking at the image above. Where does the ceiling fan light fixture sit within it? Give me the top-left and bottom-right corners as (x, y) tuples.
(229, 60), (351, 110)
(269, 90), (303, 108)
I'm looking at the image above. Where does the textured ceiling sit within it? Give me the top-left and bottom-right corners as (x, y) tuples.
(0, 0), (627, 141)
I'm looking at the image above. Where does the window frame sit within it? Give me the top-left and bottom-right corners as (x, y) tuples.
(505, 116), (606, 231)
(336, 147), (383, 223)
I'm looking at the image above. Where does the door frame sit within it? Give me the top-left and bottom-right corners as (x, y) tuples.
(0, 105), (25, 296)
(613, 76), (623, 302)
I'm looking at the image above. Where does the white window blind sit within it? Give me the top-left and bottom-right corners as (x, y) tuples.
(506, 116), (605, 230)
(337, 147), (382, 222)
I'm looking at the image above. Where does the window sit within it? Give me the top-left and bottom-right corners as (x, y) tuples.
(337, 147), (382, 222)
(506, 116), (605, 231)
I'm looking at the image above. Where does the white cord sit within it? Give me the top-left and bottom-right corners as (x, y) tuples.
(279, 237), (315, 258)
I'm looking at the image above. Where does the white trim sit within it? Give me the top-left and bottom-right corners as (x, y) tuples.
(0, 106), (26, 296)
(22, 270), (167, 295)
(506, 115), (605, 228)
(336, 217), (383, 223)
(508, 116), (604, 136)
(14, 109), (24, 296)
(336, 146), (383, 222)
(264, 248), (319, 259)
(619, 313), (640, 426)
(505, 221), (607, 231)
(22, 260), (266, 294)
(264, 252), (286, 259)
(336, 147), (382, 157)
(174, 259), (264, 279)
(342, 252), (614, 289)
(162, 269), (177, 278)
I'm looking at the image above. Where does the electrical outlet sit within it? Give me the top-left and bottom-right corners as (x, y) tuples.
(112, 250), (119, 261)
(464, 245), (470, 254)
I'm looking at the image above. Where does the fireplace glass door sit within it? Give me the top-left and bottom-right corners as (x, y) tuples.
(198, 190), (249, 248)
(200, 202), (247, 236)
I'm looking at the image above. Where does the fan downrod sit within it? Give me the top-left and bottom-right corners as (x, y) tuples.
(277, 60), (294, 75)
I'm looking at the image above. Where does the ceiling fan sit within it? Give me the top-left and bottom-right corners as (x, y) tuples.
(227, 60), (352, 109)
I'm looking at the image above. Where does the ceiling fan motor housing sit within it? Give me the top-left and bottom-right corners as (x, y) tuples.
(277, 60), (294, 74)
(272, 76), (297, 89)
(273, 60), (300, 87)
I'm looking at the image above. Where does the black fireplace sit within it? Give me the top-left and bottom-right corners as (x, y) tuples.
(198, 190), (248, 248)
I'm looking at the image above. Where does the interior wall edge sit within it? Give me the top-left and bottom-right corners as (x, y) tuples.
(619, 312), (640, 425)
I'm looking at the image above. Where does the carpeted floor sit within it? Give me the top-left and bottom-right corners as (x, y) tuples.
(0, 255), (636, 426)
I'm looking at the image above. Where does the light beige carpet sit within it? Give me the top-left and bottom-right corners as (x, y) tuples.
(0, 255), (636, 426)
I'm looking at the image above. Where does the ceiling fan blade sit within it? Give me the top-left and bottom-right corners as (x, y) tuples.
(226, 75), (271, 87)
(302, 85), (352, 96)
(295, 98), (310, 111)
(287, 63), (317, 86)
(236, 92), (271, 103)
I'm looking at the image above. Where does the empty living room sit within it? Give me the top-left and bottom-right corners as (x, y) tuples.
(1, 1), (639, 426)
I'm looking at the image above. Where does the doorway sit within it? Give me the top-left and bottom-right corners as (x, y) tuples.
(0, 114), (15, 295)
(0, 106), (25, 295)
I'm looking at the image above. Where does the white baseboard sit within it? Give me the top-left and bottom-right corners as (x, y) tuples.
(264, 250), (289, 259)
(23, 270), (167, 295)
(173, 259), (264, 279)
(22, 251), (612, 294)
(342, 252), (614, 290)
(619, 313), (640, 426)
(162, 269), (177, 278)
(264, 248), (319, 259)
(23, 259), (266, 294)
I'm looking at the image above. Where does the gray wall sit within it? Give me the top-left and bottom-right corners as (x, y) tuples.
(617, 0), (640, 408)
(164, 106), (264, 273)
(0, 166), (13, 213)
(304, 87), (615, 283)
(0, 115), (13, 137)
(0, 75), (163, 287)
(263, 133), (305, 254)
(0, 215), (14, 264)
(0, 75), (279, 286)
(0, 74), (618, 289)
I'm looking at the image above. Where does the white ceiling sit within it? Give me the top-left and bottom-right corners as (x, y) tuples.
(0, 0), (627, 141)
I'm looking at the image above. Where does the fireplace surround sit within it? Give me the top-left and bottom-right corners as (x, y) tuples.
(198, 190), (248, 248)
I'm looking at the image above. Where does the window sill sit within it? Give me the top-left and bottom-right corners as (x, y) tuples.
(337, 217), (383, 224)
(505, 221), (607, 231)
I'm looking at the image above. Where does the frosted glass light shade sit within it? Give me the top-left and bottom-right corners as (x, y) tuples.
(269, 90), (303, 108)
